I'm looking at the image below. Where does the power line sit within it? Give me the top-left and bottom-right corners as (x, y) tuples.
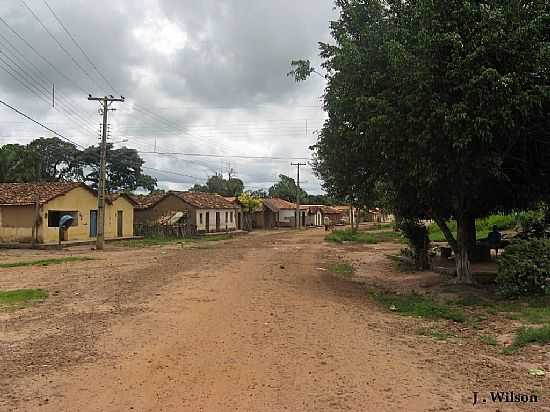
(137, 150), (311, 161)
(0, 39), (97, 134)
(20, 0), (98, 91)
(142, 166), (204, 181)
(0, 98), (86, 149)
(42, 0), (115, 92)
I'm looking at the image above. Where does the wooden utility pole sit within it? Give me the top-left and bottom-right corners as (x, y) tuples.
(291, 162), (306, 229)
(88, 95), (124, 250)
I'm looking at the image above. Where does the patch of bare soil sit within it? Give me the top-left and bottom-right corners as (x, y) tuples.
(0, 229), (548, 411)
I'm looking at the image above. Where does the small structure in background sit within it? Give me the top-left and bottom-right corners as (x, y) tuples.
(173, 192), (240, 233)
(257, 198), (299, 228)
(0, 182), (135, 245)
(223, 196), (244, 230)
(364, 208), (394, 224)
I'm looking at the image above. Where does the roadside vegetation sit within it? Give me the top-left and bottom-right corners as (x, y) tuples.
(326, 228), (402, 244)
(0, 288), (48, 310)
(118, 234), (233, 248)
(0, 256), (93, 268)
(328, 262), (354, 278)
(427, 214), (516, 242)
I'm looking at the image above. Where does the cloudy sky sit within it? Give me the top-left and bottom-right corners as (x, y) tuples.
(0, 0), (336, 193)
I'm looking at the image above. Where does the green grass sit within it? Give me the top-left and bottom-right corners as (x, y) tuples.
(416, 327), (455, 341)
(369, 290), (466, 322)
(326, 228), (403, 244)
(492, 296), (550, 324)
(0, 288), (48, 309)
(120, 234), (232, 248)
(328, 262), (354, 278)
(365, 223), (395, 231)
(505, 326), (550, 353)
(427, 214), (516, 242)
(480, 334), (498, 346)
(0, 256), (94, 268)
(202, 234), (232, 242)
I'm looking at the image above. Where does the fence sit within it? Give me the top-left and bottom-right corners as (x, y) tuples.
(134, 223), (197, 239)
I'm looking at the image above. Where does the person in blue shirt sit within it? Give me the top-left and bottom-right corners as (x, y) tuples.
(486, 225), (503, 256)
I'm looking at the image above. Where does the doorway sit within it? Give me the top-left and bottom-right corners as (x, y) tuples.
(205, 212), (210, 232)
(215, 212), (220, 232)
(117, 211), (123, 237)
(90, 210), (97, 237)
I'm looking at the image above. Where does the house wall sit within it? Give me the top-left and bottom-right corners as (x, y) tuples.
(278, 209), (295, 226)
(194, 208), (238, 233)
(0, 205), (35, 242)
(134, 195), (188, 224)
(0, 187), (135, 244)
(40, 187), (134, 243)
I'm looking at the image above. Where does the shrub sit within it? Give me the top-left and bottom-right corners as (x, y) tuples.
(496, 239), (550, 297)
(399, 219), (430, 270)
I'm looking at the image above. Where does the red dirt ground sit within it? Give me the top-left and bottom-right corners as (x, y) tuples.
(0, 229), (548, 411)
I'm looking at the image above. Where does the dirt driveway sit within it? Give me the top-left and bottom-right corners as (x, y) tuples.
(0, 229), (547, 411)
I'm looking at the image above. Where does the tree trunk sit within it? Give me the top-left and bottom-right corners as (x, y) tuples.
(455, 215), (474, 283)
(466, 215), (476, 253)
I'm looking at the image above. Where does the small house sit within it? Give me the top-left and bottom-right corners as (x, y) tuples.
(257, 198), (299, 228)
(132, 192), (189, 224)
(174, 192), (239, 233)
(0, 182), (135, 244)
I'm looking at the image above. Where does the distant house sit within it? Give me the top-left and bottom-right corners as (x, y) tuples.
(132, 192), (189, 225)
(223, 196), (243, 230)
(255, 198), (301, 228)
(333, 205), (355, 225)
(304, 205), (324, 227)
(174, 192), (239, 233)
(0, 182), (135, 244)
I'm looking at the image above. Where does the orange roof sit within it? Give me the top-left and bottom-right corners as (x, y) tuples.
(177, 192), (236, 209)
(129, 193), (168, 209)
(262, 198), (296, 211)
(0, 182), (91, 206)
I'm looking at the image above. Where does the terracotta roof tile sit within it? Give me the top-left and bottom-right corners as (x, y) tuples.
(262, 198), (296, 211)
(130, 193), (167, 209)
(0, 182), (87, 206)
(177, 192), (236, 209)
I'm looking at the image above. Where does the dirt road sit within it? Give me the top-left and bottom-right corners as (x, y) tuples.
(1, 229), (547, 411)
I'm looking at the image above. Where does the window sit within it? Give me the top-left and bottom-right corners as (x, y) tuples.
(47, 211), (78, 227)
(199, 213), (203, 224)
(230, 212), (234, 223)
(225, 212), (228, 222)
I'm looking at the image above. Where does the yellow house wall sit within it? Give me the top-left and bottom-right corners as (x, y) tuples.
(39, 187), (134, 243)
(0, 206), (34, 242)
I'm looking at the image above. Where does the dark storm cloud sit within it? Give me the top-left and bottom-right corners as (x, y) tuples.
(0, 0), (335, 193)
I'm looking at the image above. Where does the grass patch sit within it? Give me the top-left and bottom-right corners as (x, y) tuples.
(369, 290), (466, 322)
(492, 296), (550, 324)
(365, 223), (395, 231)
(326, 228), (403, 244)
(416, 327), (455, 341)
(0, 256), (93, 268)
(480, 334), (498, 346)
(0, 288), (48, 309)
(428, 214), (516, 242)
(201, 234), (232, 242)
(328, 262), (354, 278)
(505, 325), (550, 353)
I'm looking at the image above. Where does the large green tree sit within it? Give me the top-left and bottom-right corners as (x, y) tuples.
(79, 144), (157, 192)
(189, 174), (244, 196)
(293, 0), (550, 282)
(268, 174), (308, 203)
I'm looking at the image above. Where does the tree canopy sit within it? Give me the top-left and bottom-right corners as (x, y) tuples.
(268, 174), (308, 203)
(0, 137), (157, 192)
(189, 174), (244, 197)
(294, 0), (550, 282)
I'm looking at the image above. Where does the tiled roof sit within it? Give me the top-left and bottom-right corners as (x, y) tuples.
(0, 182), (88, 206)
(178, 192), (237, 209)
(321, 206), (341, 215)
(262, 198), (296, 211)
(129, 193), (168, 209)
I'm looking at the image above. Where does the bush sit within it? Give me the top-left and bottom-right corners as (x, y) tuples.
(399, 219), (430, 270)
(496, 239), (550, 297)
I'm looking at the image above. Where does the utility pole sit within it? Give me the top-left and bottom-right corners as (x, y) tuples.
(291, 162), (306, 229)
(88, 95), (125, 250)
